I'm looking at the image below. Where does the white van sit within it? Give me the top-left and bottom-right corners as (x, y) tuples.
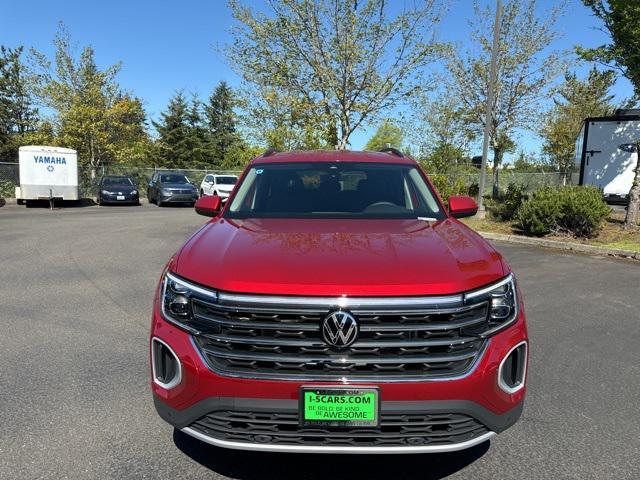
(574, 111), (640, 203)
(16, 146), (79, 202)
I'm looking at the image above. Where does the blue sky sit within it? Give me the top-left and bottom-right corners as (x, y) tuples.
(0, 0), (634, 156)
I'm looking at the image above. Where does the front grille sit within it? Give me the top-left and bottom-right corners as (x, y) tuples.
(169, 188), (193, 195)
(190, 296), (489, 380)
(189, 410), (489, 447)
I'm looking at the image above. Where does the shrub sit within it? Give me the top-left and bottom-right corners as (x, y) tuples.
(516, 187), (562, 236)
(516, 185), (610, 238)
(492, 183), (526, 221)
(0, 180), (15, 198)
(556, 186), (611, 238)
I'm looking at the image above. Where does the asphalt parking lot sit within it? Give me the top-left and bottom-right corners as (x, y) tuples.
(0, 203), (638, 479)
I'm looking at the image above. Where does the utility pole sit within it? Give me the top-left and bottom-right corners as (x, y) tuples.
(477, 0), (503, 214)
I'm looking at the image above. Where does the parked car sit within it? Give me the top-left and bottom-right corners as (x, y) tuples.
(97, 175), (139, 205)
(150, 150), (528, 455)
(199, 174), (238, 201)
(147, 172), (199, 207)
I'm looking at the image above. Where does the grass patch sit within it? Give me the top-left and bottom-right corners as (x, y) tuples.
(461, 214), (640, 253)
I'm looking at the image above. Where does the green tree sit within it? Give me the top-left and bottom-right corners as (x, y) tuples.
(205, 81), (242, 163)
(228, 0), (447, 149)
(364, 120), (403, 151)
(152, 91), (191, 168)
(186, 96), (212, 167)
(511, 151), (551, 173)
(31, 25), (149, 175)
(579, 1), (640, 229)
(541, 68), (615, 185)
(242, 86), (329, 151)
(420, 142), (467, 174)
(0, 46), (39, 160)
(409, 92), (476, 160)
(447, 0), (568, 198)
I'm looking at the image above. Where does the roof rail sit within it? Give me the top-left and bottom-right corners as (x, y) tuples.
(262, 148), (279, 157)
(378, 147), (404, 158)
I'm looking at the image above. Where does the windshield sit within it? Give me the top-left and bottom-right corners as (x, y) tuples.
(216, 176), (238, 185)
(102, 177), (133, 186)
(160, 174), (189, 184)
(226, 162), (444, 220)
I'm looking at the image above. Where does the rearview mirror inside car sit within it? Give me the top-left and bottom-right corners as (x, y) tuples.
(448, 196), (478, 218)
(195, 195), (222, 217)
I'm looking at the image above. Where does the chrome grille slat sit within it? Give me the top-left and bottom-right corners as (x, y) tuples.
(201, 332), (479, 348)
(199, 345), (480, 365)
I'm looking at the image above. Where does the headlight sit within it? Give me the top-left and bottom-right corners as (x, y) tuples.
(161, 272), (218, 332)
(462, 274), (518, 337)
(131, 190), (138, 195)
(101, 190), (110, 195)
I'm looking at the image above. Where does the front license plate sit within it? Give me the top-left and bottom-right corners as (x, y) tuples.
(117, 195), (125, 200)
(300, 387), (379, 428)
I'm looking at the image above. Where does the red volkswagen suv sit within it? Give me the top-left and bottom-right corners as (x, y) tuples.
(150, 149), (528, 454)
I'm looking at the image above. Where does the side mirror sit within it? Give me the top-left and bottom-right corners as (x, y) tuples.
(449, 196), (478, 218)
(194, 195), (222, 217)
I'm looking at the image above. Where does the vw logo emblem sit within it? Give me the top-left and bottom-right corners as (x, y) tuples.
(46, 165), (54, 172)
(321, 310), (359, 348)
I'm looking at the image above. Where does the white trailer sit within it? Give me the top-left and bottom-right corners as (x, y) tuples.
(574, 111), (640, 204)
(16, 146), (79, 203)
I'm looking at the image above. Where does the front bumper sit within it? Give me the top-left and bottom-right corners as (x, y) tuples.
(151, 292), (528, 453)
(100, 193), (139, 203)
(159, 192), (198, 203)
(155, 395), (522, 454)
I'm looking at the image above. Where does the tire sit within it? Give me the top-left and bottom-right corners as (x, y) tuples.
(17, 199), (25, 205)
(200, 189), (204, 197)
(96, 196), (101, 206)
(157, 198), (163, 207)
(148, 191), (154, 204)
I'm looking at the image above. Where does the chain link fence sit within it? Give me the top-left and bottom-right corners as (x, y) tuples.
(425, 170), (576, 198)
(0, 161), (572, 200)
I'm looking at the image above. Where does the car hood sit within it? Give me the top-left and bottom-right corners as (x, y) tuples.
(173, 218), (508, 296)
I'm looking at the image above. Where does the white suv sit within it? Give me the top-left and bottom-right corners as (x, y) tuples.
(199, 174), (238, 201)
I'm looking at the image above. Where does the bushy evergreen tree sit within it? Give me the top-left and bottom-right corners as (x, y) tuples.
(205, 81), (240, 162)
(186, 96), (212, 167)
(153, 92), (191, 168)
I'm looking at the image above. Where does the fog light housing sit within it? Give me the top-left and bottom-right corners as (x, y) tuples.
(498, 341), (527, 394)
(151, 337), (182, 389)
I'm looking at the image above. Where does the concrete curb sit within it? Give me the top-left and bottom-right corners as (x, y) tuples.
(478, 231), (640, 261)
